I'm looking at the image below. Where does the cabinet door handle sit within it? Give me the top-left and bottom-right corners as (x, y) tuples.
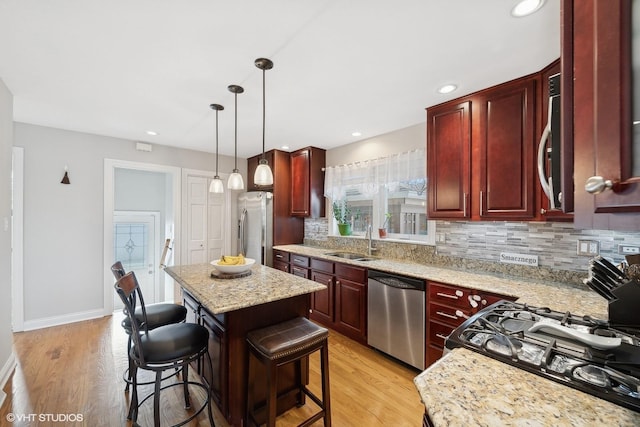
(335, 280), (341, 286)
(275, 254), (284, 259)
(463, 193), (468, 217)
(436, 311), (458, 320)
(436, 292), (459, 300)
(294, 259), (306, 264)
(327, 279), (332, 286)
(435, 333), (449, 340)
(479, 191), (484, 216)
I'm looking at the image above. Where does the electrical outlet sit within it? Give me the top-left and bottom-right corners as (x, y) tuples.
(436, 233), (446, 243)
(618, 244), (640, 255)
(577, 240), (600, 256)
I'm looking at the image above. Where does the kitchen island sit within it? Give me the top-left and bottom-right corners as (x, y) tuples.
(165, 262), (326, 427)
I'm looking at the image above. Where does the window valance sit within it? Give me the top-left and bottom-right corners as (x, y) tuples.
(324, 149), (426, 200)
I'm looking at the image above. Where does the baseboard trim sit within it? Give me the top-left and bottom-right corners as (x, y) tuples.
(0, 350), (17, 408)
(23, 309), (106, 331)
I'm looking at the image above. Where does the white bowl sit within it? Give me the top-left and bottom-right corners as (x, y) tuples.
(210, 257), (255, 274)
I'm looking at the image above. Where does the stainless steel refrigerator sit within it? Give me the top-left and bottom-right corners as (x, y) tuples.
(238, 191), (273, 266)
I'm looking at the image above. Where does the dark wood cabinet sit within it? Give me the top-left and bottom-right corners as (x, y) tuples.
(427, 75), (538, 221)
(309, 257), (367, 343)
(570, 0), (640, 230)
(290, 147), (326, 218)
(200, 307), (227, 409)
(427, 101), (471, 219)
(426, 281), (516, 367)
(477, 78), (537, 220)
(247, 150), (304, 247)
(182, 289), (228, 410)
(272, 249), (290, 273)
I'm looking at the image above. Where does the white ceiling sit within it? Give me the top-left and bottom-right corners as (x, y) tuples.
(0, 0), (560, 159)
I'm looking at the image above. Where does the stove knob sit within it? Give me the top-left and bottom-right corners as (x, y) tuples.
(468, 295), (478, 308)
(481, 299), (488, 306)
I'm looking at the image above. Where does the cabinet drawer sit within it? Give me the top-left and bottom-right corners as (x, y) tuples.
(291, 254), (310, 268)
(429, 302), (470, 327)
(311, 258), (334, 274)
(273, 260), (289, 273)
(429, 321), (456, 348)
(429, 282), (475, 309)
(291, 266), (309, 279)
(335, 262), (366, 283)
(273, 250), (290, 263)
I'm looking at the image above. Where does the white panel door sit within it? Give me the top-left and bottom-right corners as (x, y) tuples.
(186, 175), (208, 264)
(182, 171), (227, 265)
(207, 189), (225, 261)
(113, 212), (159, 309)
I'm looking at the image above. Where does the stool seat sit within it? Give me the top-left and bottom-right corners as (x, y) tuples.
(247, 317), (328, 361)
(246, 317), (331, 427)
(121, 303), (187, 334)
(135, 322), (209, 363)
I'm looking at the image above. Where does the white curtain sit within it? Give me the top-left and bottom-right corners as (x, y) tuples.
(324, 149), (426, 200)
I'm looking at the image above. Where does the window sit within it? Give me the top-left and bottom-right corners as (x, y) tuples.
(324, 149), (435, 244)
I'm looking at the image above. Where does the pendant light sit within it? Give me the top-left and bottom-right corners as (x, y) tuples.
(209, 103), (225, 193)
(253, 58), (274, 186)
(227, 84), (245, 190)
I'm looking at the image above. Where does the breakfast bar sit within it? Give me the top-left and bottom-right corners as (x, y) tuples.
(165, 262), (326, 427)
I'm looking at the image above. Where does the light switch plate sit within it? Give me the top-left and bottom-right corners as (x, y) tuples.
(577, 240), (600, 256)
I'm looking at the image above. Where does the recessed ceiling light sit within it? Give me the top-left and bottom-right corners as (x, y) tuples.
(146, 130), (158, 136)
(438, 84), (457, 94)
(511, 0), (545, 17)
(281, 145), (290, 150)
(352, 131), (362, 137)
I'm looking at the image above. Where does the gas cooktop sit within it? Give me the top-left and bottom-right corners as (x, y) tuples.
(445, 300), (640, 412)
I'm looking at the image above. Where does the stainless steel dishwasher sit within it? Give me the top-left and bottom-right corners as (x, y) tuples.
(367, 270), (425, 370)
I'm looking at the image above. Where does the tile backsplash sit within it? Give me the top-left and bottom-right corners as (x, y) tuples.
(303, 217), (640, 287)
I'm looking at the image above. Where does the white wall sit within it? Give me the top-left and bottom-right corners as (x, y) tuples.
(326, 123), (425, 166)
(0, 79), (14, 401)
(14, 122), (244, 325)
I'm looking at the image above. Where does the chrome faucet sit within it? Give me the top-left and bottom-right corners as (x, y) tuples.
(366, 224), (377, 256)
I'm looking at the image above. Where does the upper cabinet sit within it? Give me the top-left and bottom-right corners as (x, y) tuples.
(246, 149), (304, 245)
(290, 146), (326, 218)
(427, 75), (537, 221)
(570, 0), (640, 230)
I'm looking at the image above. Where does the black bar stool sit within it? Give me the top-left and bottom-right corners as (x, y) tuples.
(111, 261), (187, 391)
(246, 317), (331, 427)
(114, 271), (215, 427)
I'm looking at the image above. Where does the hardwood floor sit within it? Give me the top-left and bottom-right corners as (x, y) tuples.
(0, 314), (424, 426)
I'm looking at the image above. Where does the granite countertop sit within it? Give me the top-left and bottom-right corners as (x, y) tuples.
(165, 262), (326, 314)
(274, 244), (639, 424)
(414, 349), (640, 426)
(273, 244), (607, 318)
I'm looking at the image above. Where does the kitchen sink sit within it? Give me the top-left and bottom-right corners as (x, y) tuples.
(324, 252), (377, 262)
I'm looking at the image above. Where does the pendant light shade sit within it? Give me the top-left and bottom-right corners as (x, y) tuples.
(253, 58), (274, 186)
(209, 103), (225, 193)
(227, 84), (245, 190)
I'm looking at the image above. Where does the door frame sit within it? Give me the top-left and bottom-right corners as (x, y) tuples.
(11, 147), (24, 332)
(103, 159), (181, 316)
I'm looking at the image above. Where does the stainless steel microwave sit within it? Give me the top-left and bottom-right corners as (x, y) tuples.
(537, 73), (562, 209)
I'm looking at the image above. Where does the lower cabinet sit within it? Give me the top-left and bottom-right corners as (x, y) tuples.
(200, 308), (227, 408)
(309, 258), (367, 344)
(426, 281), (516, 367)
(182, 289), (228, 409)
